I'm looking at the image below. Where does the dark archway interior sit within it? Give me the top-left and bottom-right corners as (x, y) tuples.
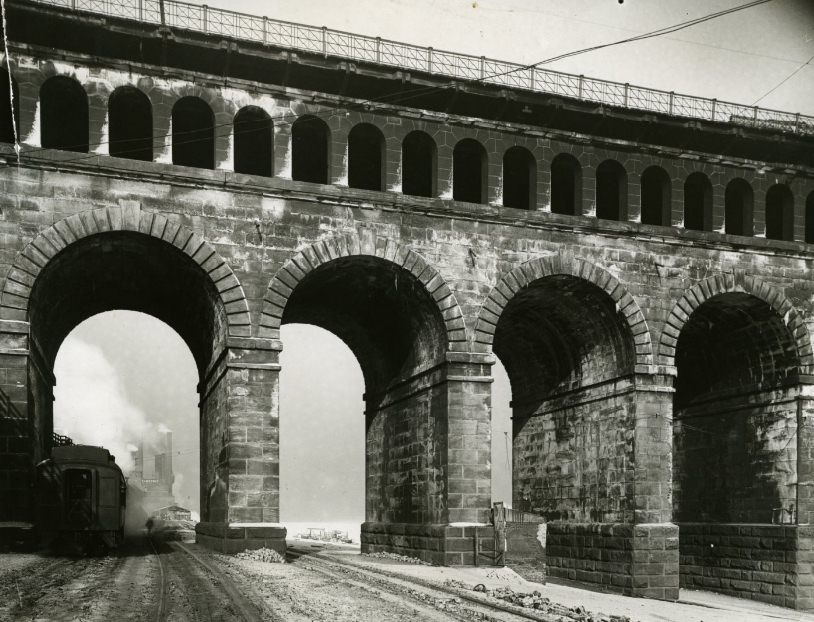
(684, 172), (712, 231)
(348, 123), (384, 191)
(109, 86), (152, 161)
(725, 178), (753, 236)
(172, 97), (214, 170)
(292, 115), (329, 184)
(550, 154), (581, 216)
(29, 232), (226, 376)
(503, 146), (535, 210)
(493, 275), (634, 422)
(40, 76), (88, 153)
(673, 293), (799, 523)
(402, 130), (435, 198)
(234, 106), (273, 177)
(453, 139), (486, 204)
(0, 69), (20, 144)
(765, 184), (794, 242)
(281, 256), (446, 398)
(596, 159), (626, 221)
(641, 166), (670, 226)
(493, 275), (636, 521)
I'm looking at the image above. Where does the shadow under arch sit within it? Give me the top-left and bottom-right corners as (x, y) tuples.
(474, 254), (652, 524)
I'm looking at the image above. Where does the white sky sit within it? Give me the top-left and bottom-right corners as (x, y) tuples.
(53, 0), (813, 523)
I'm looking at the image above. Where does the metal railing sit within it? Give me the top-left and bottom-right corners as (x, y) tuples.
(23, 0), (814, 136)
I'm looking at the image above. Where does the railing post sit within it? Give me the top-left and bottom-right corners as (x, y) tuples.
(669, 91), (674, 115)
(578, 74), (584, 98)
(480, 56), (485, 80)
(203, 4), (208, 33)
(795, 113), (801, 134)
(427, 47), (433, 74)
(530, 66), (535, 91)
(138, 0), (143, 21)
(711, 98), (717, 121)
(322, 26), (327, 58)
(376, 37), (381, 64)
(262, 16), (268, 45)
(624, 83), (629, 107)
(753, 105), (759, 122)
(71, 0), (76, 9)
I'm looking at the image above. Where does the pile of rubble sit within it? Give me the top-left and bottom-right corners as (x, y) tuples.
(443, 581), (631, 622)
(234, 547), (285, 563)
(364, 551), (430, 565)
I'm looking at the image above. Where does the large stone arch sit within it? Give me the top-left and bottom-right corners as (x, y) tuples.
(474, 252), (653, 370)
(658, 272), (813, 374)
(258, 230), (466, 350)
(0, 202), (251, 337)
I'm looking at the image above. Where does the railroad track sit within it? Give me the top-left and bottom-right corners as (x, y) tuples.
(150, 537), (269, 622)
(285, 545), (567, 622)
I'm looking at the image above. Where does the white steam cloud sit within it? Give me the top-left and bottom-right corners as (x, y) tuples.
(53, 339), (152, 474)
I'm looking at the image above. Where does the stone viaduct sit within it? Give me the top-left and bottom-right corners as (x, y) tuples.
(1, 0), (814, 610)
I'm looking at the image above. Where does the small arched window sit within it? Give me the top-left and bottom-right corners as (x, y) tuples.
(724, 178), (753, 236)
(503, 146), (536, 210)
(109, 86), (152, 161)
(292, 115), (330, 184)
(550, 153), (581, 215)
(765, 184), (794, 241)
(40, 76), (89, 153)
(234, 106), (273, 177)
(453, 139), (487, 204)
(172, 97), (214, 169)
(640, 166), (671, 226)
(0, 68), (19, 145)
(402, 130), (436, 198)
(348, 123), (385, 191)
(595, 159), (627, 221)
(684, 172), (712, 232)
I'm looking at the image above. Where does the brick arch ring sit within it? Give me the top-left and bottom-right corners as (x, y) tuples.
(657, 273), (814, 374)
(0, 203), (252, 337)
(473, 253), (654, 370)
(258, 232), (467, 350)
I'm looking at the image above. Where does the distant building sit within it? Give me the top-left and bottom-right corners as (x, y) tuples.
(154, 505), (192, 521)
(128, 430), (175, 515)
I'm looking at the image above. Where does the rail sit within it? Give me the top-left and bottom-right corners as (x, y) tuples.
(20, 0), (813, 136)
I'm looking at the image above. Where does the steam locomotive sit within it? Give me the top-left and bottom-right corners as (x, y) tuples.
(34, 444), (127, 551)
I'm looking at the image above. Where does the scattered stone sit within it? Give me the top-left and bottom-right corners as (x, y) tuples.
(234, 547), (285, 563)
(363, 551), (430, 565)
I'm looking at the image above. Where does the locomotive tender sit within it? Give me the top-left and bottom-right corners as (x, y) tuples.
(35, 445), (126, 550)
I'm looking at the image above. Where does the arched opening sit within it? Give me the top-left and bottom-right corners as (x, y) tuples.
(278, 254), (451, 539)
(453, 138), (487, 204)
(673, 292), (800, 592)
(401, 130), (436, 198)
(640, 166), (671, 226)
(0, 68), (20, 144)
(595, 159), (627, 221)
(109, 86), (152, 161)
(24, 228), (232, 530)
(725, 178), (754, 236)
(292, 115), (330, 184)
(683, 172), (712, 231)
(502, 146), (536, 210)
(765, 184), (794, 241)
(348, 123), (385, 191)
(234, 106), (273, 177)
(550, 153), (581, 216)
(807, 191), (814, 244)
(172, 97), (214, 170)
(491, 274), (636, 522)
(40, 76), (89, 153)
(279, 324), (365, 541)
(54, 312), (200, 530)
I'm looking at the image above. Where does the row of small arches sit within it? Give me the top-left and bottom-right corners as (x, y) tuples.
(3, 74), (813, 243)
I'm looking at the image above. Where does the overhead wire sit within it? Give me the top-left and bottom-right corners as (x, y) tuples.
(751, 51), (814, 106)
